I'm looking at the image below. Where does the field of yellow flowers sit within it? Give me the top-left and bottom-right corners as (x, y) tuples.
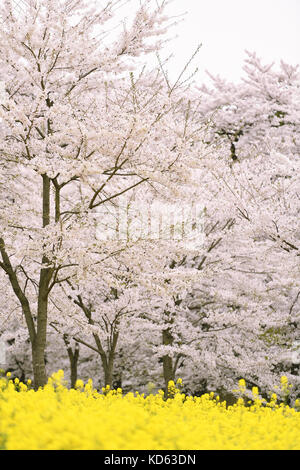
(0, 371), (300, 450)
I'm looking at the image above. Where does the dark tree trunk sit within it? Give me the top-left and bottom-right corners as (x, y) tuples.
(68, 344), (80, 389)
(162, 328), (174, 397)
(32, 174), (53, 389)
(63, 334), (80, 388)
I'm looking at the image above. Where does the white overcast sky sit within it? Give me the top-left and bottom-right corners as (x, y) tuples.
(128, 0), (300, 85)
(12, 0), (300, 85)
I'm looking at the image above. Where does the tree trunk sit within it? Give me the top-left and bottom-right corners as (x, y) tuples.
(32, 340), (47, 389)
(67, 344), (79, 389)
(93, 331), (118, 388)
(103, 363), (113, 388)
(99, 350), (114, 388)
(32, 174), (53, 390)
(162, 328), (174, 397)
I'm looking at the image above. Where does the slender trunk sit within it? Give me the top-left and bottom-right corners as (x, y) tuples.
(70, 355), (78, 389)
(31, 91), (55, 387)
(55, 184), (60, 223)
(67, 344), (79, 389)
(99, 349), (114, 388)
(107, 331), (118, 388)
(32, 339), (47, 389)
(53, 178), (60, 223)
(95, 331), (118, 388)
(32, 174), (53, 389)
(33, 264), (51, 389)
(104, 363), (113, 389)
(162, 328), (174, 397)
(42, 174), (51, 228)
(63, 335), (80, 388)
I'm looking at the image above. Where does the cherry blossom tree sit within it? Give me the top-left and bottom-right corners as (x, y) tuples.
(0, 0), (198, 388)
(198, 51), (300, 162)
(181, 69), (300, 397)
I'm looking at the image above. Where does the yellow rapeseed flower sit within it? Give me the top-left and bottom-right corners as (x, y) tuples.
(75, 379), (84, 390)
(238, 379), (246, 388)
(280, 376), (288, 385)
(0, 371), (299, 450)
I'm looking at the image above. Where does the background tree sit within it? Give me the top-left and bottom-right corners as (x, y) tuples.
(198, 51), (300, 162)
